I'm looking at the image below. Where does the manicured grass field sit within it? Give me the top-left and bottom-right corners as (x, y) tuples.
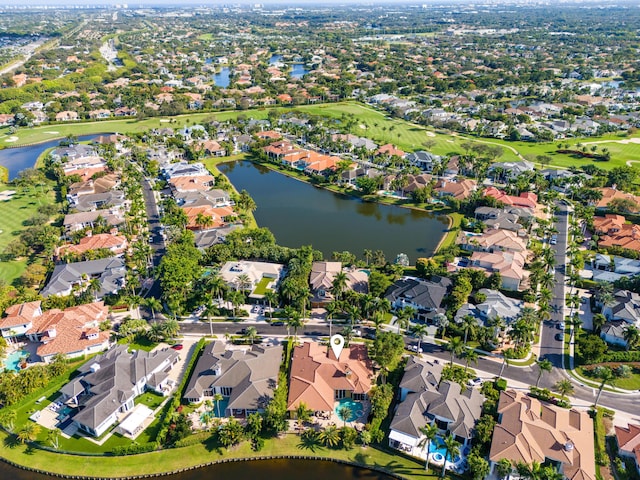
(0, 186), (56, 284)
(0, 429), (441, 480)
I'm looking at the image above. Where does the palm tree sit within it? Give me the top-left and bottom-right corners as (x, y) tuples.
(318, 424), (341, 447)
(460, 315), (477, 346)
(0, 409), (17, 433)
(202, 301), (218, 337)
(337, 406), (352, 427)
(409, 323), (429, 353)
(463, 348), (479, 373)
(447, 337), (464, 366)
(554, 379), (574, 402)
(195, 212), (214, 230)
(286, 308), (304, 342)
(325, 301), (338, 337)
(331, 271), (348, 301)
(213, 392), (224, 418)
(142, 297), (162, 319)
(363, 249), (373, 266)
(235, 273), (252, 293)
(160, 318), (180, 339)
(535, 358), (553, 388)
(517, 461), (543, 480)
(17, 423), (40, 444)
(295, 402), (311, 434)
(594, 366), (615, 407)
(496, 459), (513, 480)
(592, 313), (606, 334)
(371, 310), (385, 333)
(395, 306), (416, 334)
(208, 274), (227, 306)
(263, 290), (278, 320)
(441, 434), (461, 478)
(346, 304), (361, 327)
(499, 349), (512, 379)
(47, 428), (61, 449)
(623, 324), (640, 351)
(243, 326), (257, 345)
(417, 423), (438, 472)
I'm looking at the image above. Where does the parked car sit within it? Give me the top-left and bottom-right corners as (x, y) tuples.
(271, 321), (284, 326)
(555, 333), (564, 341)
(550, 234), (558, 245)
(171, 344), (184, 350)
(557, 322), (565, 330)
(468, 377), (482, 387)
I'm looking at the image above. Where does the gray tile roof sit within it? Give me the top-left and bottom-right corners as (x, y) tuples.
(183, 341), (283, 412)
(384, 276), (452, 313)
(40, 257), (126, 298)
(71, 345), (178, 431)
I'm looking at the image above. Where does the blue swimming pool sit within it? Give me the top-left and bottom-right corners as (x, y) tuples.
(2, 350), (26, 372)
(428, 437), (461, 463)
(201, 397), (229, 422)
(335, 398), (364, 422)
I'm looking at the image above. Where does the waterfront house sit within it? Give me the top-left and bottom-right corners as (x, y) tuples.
(183, 341), (283, 416)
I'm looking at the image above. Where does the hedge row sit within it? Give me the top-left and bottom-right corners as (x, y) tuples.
(602, 351), (640, 363)
(153, 338), (207, 447)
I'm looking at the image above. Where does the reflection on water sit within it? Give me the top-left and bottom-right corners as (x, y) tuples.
(219, 160), (447, 261)
(0, 458), (395, 480)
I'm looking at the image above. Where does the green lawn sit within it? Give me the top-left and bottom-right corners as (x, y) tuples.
(0, 186), (57, 284)
(117, 336), (157, 352)
(135, 391), (166, 410)
(253, 276), (273, 296)
(0, 430), (442, 480)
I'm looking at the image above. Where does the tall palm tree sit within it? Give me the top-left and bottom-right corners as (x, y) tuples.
(142, 297), (162, 319)
(331, 271), (348, 301)
(337, 406), (352, 427)
(447, 337), (464, 366)
(346, 304), (361, 327)
(460, 315), (477, 346)
(623, 324), (640, 351)
(243, 326), (257, 345)
(395, 306), (416, 334)
(17, 423), (40, 444)
(203, 300), (218, 337)
(0, 410), (17, 433)
(208, 274), (227, 306)
(441, 434), (461, 478)
(417, 423), (438, 472)
(235, 273), (252, 293)
(371, 310), (385, 333)
(463, 348), (479, 373)
(409, 323), (429, 353)
(535, 359), (553, 388)
(554, 379), (574, 402)
(592, 313), (606, 335)
(325, 301), (338, 337)
(286, 309), (303, 343)
(47, 428), (61, 450)
(263, 290), (278, 319)
(213, 392), (224, 418)
(594, 366), (615, 407)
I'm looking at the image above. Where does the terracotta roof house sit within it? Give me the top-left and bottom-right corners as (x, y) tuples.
(434, 179), (476, 200)
(40, 257), (126, 299)
(615, 424), (640, 475)
(182, 205), (233, 231)
(57, 232), (128, 258)
(470, 250), (528, 291)
(376, 144), (406, 158)
(390, 367), (484, 458)
(461, 229), (528, 254)
(595, 188), (640, 212)
(287, 342), (374, 413)
(56, 111), (79, 122)
(594, 215), (640, 252)
(58, 345), (180, 437)
(168, 175), (216, 193)
(309, 262), (369, 305)
(0, 301), (110, 362)
(183, 341), (283, 415)
(255, 130), (282, 140)
(483, 186), (538, 210)
(198, 140), (226, 157)
(489, 390), (595, 480)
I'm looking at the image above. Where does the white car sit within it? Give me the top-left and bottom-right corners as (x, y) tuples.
(468, 377), (482, 387)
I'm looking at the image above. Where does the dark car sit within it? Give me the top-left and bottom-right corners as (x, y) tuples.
(555, 333), (563, 341)
(171, 344), (184, 350)
(271, 321), (285, 326)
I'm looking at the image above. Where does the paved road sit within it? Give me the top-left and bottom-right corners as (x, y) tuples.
(141, 177), (165, 299)
(539, 201), (570, 370)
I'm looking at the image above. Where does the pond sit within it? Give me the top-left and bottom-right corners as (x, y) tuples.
(218, 161), (448, 262)
(0, 458), (395, 480)
(0, 134), (103, 180)
(291, 63), (309, 79)
(213, 67), (230, 88)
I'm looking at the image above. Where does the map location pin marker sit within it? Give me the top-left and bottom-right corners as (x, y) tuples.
(330, 334), (345, 361)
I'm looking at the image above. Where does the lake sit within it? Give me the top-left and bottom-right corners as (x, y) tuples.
(218, 161), (448, 262)
(213, 67), (231, 88)
(0, 134), (102, 180)
(0, 458), (394, 480)
(269, 54), (308, 78)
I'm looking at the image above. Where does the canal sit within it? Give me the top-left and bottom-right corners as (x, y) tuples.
(0, 458), (395, 480)
(218, 161), (448, 262)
